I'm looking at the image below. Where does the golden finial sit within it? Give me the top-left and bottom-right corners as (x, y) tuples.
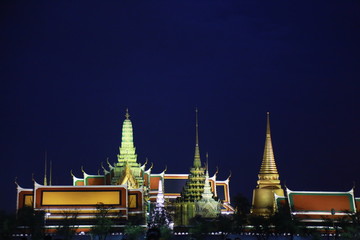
(125, 108), (130, 119)
(266, 112), (271, 134)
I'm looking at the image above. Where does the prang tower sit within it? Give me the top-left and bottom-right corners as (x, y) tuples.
(251, 112), (284, 216)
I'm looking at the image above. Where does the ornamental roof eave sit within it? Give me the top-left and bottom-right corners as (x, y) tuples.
(286, 187), (355, 195)
(16, 184), (33, 192)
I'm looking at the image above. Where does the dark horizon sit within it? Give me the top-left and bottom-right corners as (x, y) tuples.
(1, 1), (359, 213)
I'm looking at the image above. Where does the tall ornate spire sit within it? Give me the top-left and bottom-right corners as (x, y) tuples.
(118, 109), (137, 164)
(259, 112), (279, 175)
(251, 112), (284, 216)
(177, 108), (205, 203)
(114, 109), (143, 187)
(193, 108), (201, 168)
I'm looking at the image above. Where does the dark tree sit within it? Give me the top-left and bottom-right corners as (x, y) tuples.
(215, 214), (233, 239)
(124, 224), (145, 240)
(248, 215), (271, 240)
(17, 206), (45, 240)
(189, 215), (216, 240)
(271, 205), (302, 239)
(56, 211), (79, 240)
(339, 211), (360, 239)
(232, 193), (251, 233)
(0, 211), (17, 240)
(91, 203), (114, 240)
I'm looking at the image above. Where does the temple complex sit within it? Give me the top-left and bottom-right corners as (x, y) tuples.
(16, 110), (360, 234)
(16, 109), (233, 233)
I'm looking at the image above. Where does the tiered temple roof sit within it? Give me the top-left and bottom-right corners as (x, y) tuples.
(275, 188), (357, 223)
(178, 109), (206, 202)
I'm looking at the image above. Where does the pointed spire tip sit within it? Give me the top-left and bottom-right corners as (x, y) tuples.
(125, 108), (130, 119)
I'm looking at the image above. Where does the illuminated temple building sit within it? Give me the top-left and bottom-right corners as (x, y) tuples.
(16, 110), (360, 232)
(16, 110), (233, 232)
(252, 113), (360, 226)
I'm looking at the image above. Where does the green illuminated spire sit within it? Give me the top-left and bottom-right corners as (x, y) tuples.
(113, 109), (144, 187)
(193, 108), (201, 168)
(117, 109), (137, 165)
(178, 108), (205, 202)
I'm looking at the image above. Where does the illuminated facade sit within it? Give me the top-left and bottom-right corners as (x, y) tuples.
(16, 109), (233, 232)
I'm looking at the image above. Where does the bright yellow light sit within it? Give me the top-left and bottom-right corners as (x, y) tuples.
(24, 195), (33, 206)
(42, 191), (120, 205)
(129, 194), (137, 208)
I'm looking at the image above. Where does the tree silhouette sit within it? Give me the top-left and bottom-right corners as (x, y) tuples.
(91, 203), (114, 240)
(56, 210), (79, 240)
(232, 193), (251, 233)
(271, 205), (302, 239)
(248, 215), (271, 240)
(189, 215), (215, 240)
(0, 211), (16, 240)
(17, 206), (45, 240)
(338, 211), (360, 239)
(124, 224), (145, 240)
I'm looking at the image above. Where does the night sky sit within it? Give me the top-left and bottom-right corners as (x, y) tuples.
(1, 1), (360, 213)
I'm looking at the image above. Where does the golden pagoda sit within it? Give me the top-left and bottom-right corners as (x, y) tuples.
(251, 112), (284, 216)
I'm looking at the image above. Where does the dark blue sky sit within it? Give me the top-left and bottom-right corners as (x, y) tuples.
(1, 1), (359, 213)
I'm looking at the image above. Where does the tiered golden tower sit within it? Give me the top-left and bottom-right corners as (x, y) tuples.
(251, 112), (284, 216)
